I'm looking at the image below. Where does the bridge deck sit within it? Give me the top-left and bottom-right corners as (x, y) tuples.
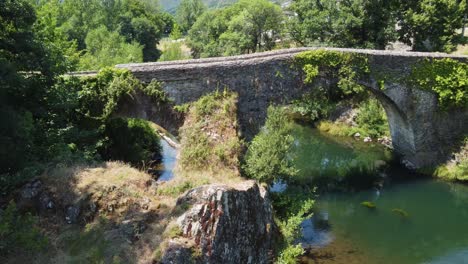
(69, 47), (468, 76)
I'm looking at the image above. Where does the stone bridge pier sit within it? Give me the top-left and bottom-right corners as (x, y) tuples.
(116, 48), (468, 169)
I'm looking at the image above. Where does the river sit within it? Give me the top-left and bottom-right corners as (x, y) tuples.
(289, 123), (468, 264)
(156, 122), (468, 263)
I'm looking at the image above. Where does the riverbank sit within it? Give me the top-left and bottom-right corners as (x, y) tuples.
(0, 91), (272, 264)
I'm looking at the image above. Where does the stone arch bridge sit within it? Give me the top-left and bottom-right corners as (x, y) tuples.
(87, 48), (467, 169)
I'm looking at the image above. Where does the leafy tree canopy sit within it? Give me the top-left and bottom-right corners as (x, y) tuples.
(176, 0), (207, 33)
(188, 0), (284, 58)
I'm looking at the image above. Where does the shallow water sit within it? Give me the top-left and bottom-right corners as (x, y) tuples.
(156, 140), (177, 181)
(302, 180), (468, 264)
(290, 124), (468, 264)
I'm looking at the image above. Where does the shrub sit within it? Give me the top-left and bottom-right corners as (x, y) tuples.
(0, 202), (47, 256)
(355, 97), (389, 138)
(276, 244), (305, 264)
(243, 106), (297, 184)
(271, 186), (315, 263)
(101, 118), (161, 167)
(294, 50), (369, 97)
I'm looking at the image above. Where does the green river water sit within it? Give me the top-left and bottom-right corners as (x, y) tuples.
(288, 123), (468, 264)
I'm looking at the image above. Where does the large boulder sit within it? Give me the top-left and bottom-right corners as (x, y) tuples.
(163, 180), (275, 264)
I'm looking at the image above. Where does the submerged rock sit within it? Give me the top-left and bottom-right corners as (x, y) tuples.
(165, 180), (275, 264)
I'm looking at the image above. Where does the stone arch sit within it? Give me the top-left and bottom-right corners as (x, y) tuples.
(113, 89), (184, 137)
(358, 80), (416, 165)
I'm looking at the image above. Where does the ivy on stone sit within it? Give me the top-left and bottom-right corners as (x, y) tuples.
(408, 58), (468, 109)
(294, 50), (370, 96)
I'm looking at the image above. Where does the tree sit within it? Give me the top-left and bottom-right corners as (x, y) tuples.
(288, 0), (398, 49)
(176, 0), (207, 33)
(79, 26), (143, 70)
(0, 0), (65, 176)
(397, 0), (467, 52)
(188, 0), (284, 58)
(118, 0), (164, 61)
(243, 106), (297, 185)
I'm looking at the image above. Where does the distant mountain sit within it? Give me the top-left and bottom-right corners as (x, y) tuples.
(160, 0), (288, 13)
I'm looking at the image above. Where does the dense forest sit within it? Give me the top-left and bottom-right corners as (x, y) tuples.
(0, 0), (467, 263)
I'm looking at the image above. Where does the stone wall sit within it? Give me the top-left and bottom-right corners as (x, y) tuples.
(114, 48), (468, 168)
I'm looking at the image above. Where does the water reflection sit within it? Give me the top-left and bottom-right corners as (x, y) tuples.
(156, 140), (177, 182)
(290, 123), (393, 190)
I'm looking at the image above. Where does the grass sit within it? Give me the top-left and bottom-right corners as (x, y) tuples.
(175, 90), (244, 179)
(23, 161), (174, 264)
(157, 38), (192, 62)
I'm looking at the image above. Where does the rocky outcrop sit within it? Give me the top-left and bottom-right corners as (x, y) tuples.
(162, 180), (275, 264)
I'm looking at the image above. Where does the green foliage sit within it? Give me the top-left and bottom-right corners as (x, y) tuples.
(0, 202), (47, 256)
(355, 98), (390, 138)
(408, 58), (468, 109)
(276, 244), (305, 264)
(169, 24), (183, 40)
(312, 97), (389, 140)
(291, 90), (335, 121)
(271, 186), (315, 263)
(434, 161), (468, 181)
(0, 0), (71, 194)
(59, 222), (109, 263)
(188, 0), (284, 57)
(179, 90), (243, 172)
(288, 0), (398, 49)
(397, 0), (467, 52)
(79, 26), (143, 70)
(294, 50), (370, 96)
(140, 80), (169, 102)
(243, 106), (297, 184)
(31, 0), (166, 67)
(101, 118), (162, 167)
(288, 0), (467, 52)
(157, 181), (195, 197)
(176, 0), (207, 33)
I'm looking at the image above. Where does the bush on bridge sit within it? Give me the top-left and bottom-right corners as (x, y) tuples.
(294, 50), (370, 97)
(291, 50), (371, 123)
